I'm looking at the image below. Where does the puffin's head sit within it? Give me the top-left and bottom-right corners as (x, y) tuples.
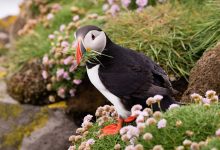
(75, 25), (107, 65)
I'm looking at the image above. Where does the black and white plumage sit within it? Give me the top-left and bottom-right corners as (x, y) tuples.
(75, 25), (178, 119)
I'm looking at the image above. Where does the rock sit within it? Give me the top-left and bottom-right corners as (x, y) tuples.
(7, 59), (51, 105)
(181, 44), (220, 103)
(0, 103), (77, 150)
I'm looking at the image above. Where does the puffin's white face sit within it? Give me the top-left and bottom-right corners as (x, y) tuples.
(82, 30), (107, 53)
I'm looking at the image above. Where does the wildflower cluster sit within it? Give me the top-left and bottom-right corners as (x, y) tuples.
(191, 90), (219, 106)
(18, 0), (62, 35)
(102, 0), (166, 16)
(41, 22), (84, 101)
(69, 114), (95, 150)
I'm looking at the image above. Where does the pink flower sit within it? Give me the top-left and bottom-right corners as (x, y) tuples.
(69, 63), (77, 72)
(102, 4), (109, 11)
(63, 72), (70, 80)
(125, 145), (135, 150)
(202, 98), (210, 104)
(84, 114), (93, 122)
(86, 139), (95, 146)
(108, 0), (114, 5)
(168, 104), (180, 110)
(154, 95), (163, 102)
(73, 79), (82, 85)
(72, 40), (77, 48)
(72, 15), (80, 22)
(42, 55), (49, 65)
(47, 13), (54, 20)
(121, 0), (131, 8)
(42, 70), (48, 79)
(157, 119), (167, 129)
(69, 89), (76, 97)
(136, 0), (148, 7)
(60, 24), (66, 32)
(48, 34), (55, 40)
(216, 128), (220, 137)
(64, 56), (73, 65)
(56, 68), (64, 78)
(51, 3), (62, 11)
(61, 41), (69, 48)
(57, 87), (65, 98)
(110, 4), (120, 16)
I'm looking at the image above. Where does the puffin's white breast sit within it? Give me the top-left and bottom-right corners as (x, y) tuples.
(86, 64), (130, 118)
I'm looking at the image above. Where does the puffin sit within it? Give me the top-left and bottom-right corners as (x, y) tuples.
(75, 25), (179, 135)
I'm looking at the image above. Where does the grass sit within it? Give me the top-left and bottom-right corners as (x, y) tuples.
(76, 104), (220, 149)
(104, 1), (220, 77)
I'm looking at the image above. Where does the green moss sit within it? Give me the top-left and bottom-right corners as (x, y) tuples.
(76, 104), (220, 149)
(0, 104), (22, 120)
(2, 107), (49, 149)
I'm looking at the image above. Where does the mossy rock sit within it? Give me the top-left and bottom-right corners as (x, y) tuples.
(7, 59), (51, 105)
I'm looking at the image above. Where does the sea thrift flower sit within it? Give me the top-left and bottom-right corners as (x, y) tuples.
(146, 97), (156, 106)
(210, 95), (219, 103)
(185, 130), (194, 137)
(120, 125), (140, 141)
(48, 34), (55, 40)
(108, 0), (114, 5)
(190, 93), (203, 103)
(176, 120), (183, 127)
(153, 145), (164, 150)
(110, 4), (120, 16)
(86, 139), (95, 147)
(190, 142), (199, 150)
(168, 104), (180, 110)
(42, 70), (48, 79)
(121, 0), (131, 8)
(143, 108), (153, 115)
(102, 3), (109, 11)
(63, 72), (70, 80)
(175, 146), (184, 150)
(42, 55), (49, 65)
(51, 3), (62, 12)
(146, 117), (157, 125)
(202, 98), (210, 104)
(69, 89), (76, 97)
(198, 141), (206, 147)
(48, 95), (55, 102)
(143, 132), (153, 141)
(60, 24), (66, 32)
(56, 68), (64, 78)
(73, 79), (82, 85)
(154, 95), (163, 102)
(137, 123), (145, 132)
(47, 13), (54, 20)
(61, 41), (69, 48)
(153, 111), (163, 119)
(57, 87), (65, 98)
(125, 145), (135, 150)
(72, 15), (80, 22)
(157, 119), (167, 129)
(68, 145), (76, 150)
(64, 56), (73, 65)
(215, 128), (220, 137)
(135, 144), (144, 150)
(114, 144), (121, 150)
(136, 0), (148, 7)
(183, 139), (192, 146)
(205, 90), (216, 99)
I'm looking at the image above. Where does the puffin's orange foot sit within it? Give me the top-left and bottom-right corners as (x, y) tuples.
(124, 116), (136, 123)
(101, 124), (121, 135)
(101, 118), (123, 136)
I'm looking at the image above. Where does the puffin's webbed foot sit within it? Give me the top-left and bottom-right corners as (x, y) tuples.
(101, 116), (136, 136)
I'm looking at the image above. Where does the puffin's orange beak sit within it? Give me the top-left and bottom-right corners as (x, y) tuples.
(76, 40), (82, 65)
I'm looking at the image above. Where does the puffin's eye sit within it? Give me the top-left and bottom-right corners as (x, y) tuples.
(91, 34), (95, 40)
